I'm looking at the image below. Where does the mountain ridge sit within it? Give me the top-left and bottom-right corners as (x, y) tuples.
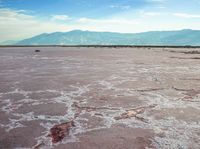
(15, 29), (200, 46)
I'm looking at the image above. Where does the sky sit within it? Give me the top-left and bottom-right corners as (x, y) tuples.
(0, 0), (200, 42)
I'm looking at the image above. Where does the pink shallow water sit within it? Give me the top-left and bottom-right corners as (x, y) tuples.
(0, 47), (200, 149)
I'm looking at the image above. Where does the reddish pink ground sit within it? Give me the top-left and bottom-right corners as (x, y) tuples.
(0, 47), (200, 149)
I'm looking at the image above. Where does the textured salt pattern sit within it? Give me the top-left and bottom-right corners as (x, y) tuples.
(0, 47), (200, 149)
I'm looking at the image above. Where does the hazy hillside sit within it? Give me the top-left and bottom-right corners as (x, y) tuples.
(0, 40), (18, 45)
(16, 29), (200, 46)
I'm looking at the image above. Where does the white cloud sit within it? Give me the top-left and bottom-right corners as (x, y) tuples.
(140, 11), (163, 16)
(109, 5), (131, 10)
(146, 0), (166, 3)
(140, 11), (200, 18)
(173, 13), (200, 18)
(51, 15), (69, 21)
(78, 17), (138, 25)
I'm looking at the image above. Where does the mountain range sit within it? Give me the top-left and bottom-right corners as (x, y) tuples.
(6, 29), (200, 46)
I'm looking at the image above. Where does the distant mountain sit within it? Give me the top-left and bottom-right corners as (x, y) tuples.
(16, 29), (200, 46)
(0, 40), (18, 45)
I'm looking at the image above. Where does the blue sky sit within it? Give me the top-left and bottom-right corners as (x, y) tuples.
(0, 0), (200, 42)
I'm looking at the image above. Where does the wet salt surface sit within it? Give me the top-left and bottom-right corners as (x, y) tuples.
(0, 47), (200, 149)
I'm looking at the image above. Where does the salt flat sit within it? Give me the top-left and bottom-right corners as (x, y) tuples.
(0, 47), (200, 149)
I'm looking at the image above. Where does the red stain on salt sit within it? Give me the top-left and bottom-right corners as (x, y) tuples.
(48, 121), (75, 143)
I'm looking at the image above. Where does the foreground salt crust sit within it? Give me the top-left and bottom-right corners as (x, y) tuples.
(0, 47), (200, 149)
